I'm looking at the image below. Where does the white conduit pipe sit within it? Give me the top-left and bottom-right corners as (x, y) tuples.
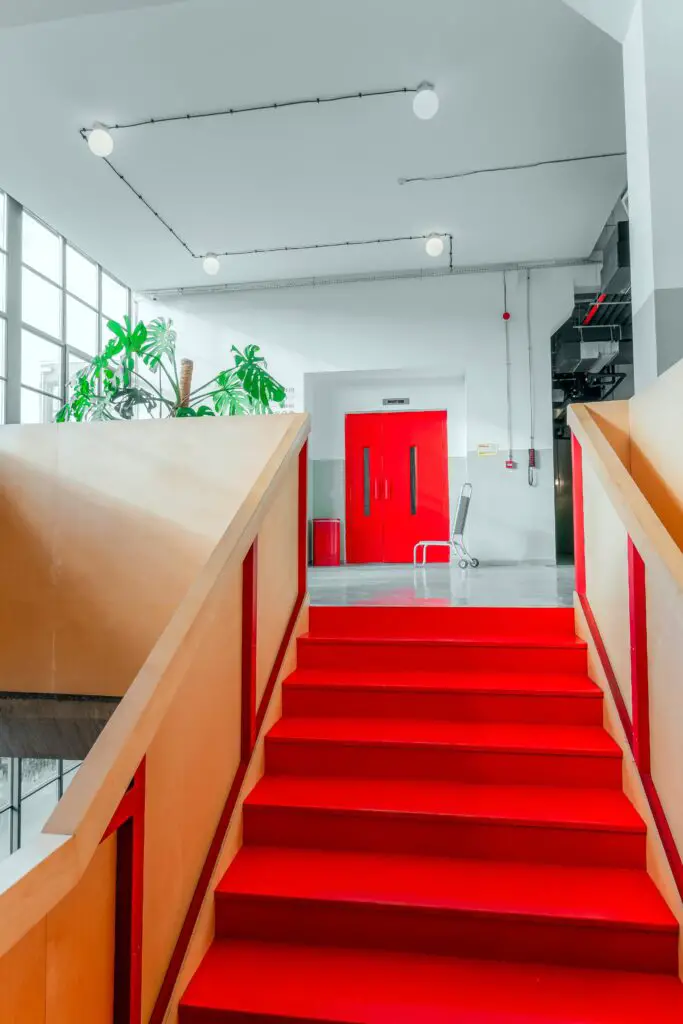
(503, 271), (513, 465)
(526, 268), (537, 487)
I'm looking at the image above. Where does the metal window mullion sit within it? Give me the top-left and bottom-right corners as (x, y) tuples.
(21, 323), (65, 347)
(64, 289), (99, 316)
(21, 262), (62, 291)
(97, 264), (103, 356)
(5, 196), (22, 423)
(60, 236), (67, 401)
(10, 757), (21, 853)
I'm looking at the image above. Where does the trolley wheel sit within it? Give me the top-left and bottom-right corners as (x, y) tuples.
(458, 559), (468, 569)
(470, 558), (480, 568)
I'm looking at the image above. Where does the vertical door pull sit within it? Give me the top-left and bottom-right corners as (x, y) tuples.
(363, 448), (371, 516)
(410, 446), (418, 515)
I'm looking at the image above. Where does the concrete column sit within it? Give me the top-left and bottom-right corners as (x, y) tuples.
(624, 0), (683, 389)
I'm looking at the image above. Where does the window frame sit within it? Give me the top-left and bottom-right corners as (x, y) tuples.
(0, 188), (132, 425)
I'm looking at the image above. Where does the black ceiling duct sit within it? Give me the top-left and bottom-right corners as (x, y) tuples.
(601, 221), (630, 294)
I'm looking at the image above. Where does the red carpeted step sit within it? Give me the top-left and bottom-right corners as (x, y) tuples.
(283, 668), (603, 724)
(215, 847), (679, 974)
(243, 775), (646, 867)
(265, 716), (623, 787)
(297, 634), (588, 675)
(179, 939), (683, 1023)
(308, 605), (578, 641)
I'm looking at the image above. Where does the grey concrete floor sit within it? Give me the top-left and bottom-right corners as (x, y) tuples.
(308, 562), (575, 608)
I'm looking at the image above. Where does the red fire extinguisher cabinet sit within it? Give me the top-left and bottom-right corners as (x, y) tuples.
(312, 518), (342, 566)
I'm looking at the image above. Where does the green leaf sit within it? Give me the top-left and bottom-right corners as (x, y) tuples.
(209, 369), (251, 416)
(175, 406), (198, 418)
(195, 405), (215, 417)
(111, 386), (157, 420)
(230, 344), (286, 410)
(88, 395), (117, 421)
(142, 317), (177, 369)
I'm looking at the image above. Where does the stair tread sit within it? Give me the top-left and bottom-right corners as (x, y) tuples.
(246, 775), (645, 832)
(218, 846), (676, 931)
(181, 939), (683, 1022)
(302, 632), (587, 651)
(285, 667), (602, 695)
(268, 716), (621, 756)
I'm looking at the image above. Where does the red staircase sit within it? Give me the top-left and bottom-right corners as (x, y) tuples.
(180, 607), (683, 1022)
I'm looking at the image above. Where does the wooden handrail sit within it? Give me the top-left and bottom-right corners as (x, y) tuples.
(0, 413), (309, 961)
(570, 401), (683, 903)
(568, 404), (683, 592)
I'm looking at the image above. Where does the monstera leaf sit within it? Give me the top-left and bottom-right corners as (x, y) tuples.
(142, 317), (177, 369)
(106, 316), (148, 387)
(210, 370), (252, 416)
(110, 386), (157, 420)
(231, 344), (285, 409)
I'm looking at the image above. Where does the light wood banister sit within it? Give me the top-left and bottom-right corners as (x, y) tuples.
(0, 412), (309, 981)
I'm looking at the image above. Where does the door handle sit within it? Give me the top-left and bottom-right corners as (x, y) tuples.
(373, 479), (379, 501)
(384, 479), (390, 500)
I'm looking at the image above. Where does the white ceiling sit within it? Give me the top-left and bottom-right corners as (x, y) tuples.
(561, 0), (636, 42)
(0, 0), (626, 290)
(0, 0), (182, 28)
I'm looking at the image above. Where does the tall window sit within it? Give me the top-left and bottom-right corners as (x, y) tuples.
(0, 192), (7, 421)
(0, 758), (81, 861)
(0, 187), (132, 425)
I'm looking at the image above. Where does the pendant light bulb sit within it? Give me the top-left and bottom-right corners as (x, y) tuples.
(413, 82), (439, 120)
(87, 123), (114, 158)
(203, 254), (220, 276)
(425, 234), (445, 258)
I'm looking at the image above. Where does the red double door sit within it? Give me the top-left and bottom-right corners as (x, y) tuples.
(345, 411), (450, 563)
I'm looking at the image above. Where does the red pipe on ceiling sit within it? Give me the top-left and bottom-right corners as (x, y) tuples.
(582, 292), (607, 326)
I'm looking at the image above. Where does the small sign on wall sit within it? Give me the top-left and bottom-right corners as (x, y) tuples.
(477, 443), (499, 457)
(382, 398), (410, 406)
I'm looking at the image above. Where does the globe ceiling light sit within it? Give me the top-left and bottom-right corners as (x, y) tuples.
(203, 254), (221, 276)
(87, 123), (114, 158)
(425, 234), (445, 258)
(413, 82), (439, 120)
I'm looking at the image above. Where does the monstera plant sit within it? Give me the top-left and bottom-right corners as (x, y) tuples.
(56, 317), (286, 422)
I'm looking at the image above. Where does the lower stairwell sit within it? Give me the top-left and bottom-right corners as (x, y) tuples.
(179, 606), (683, 1022)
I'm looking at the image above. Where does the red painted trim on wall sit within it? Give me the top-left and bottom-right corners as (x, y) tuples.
(628, 539), (651, 774)
(571, 436), (586, 598)
(241, 540), (258, 762)
(579, 592), (683, 903)
(578, 592), (633, 748)
(641, 773), (683, 901)
(103, 758), (146, 1024)
(298, 441), (309, 588)
(148, 443), (308, 1024)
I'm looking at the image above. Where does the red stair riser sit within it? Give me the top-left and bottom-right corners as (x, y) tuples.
(243, 804), (646, 869)
(282, 685), (603, 726)
(265, 737), (623, 789)
(216, 894), (679, 975)
(297, 639), (588, 676)
(181, 1009), (324, 1024)
(308, 606), (577, 640)
(180, 1012), (309, 1023)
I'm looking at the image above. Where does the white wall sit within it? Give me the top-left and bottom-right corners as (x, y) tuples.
(305, 370), (466, 461)
(139, 262), (600, 562)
